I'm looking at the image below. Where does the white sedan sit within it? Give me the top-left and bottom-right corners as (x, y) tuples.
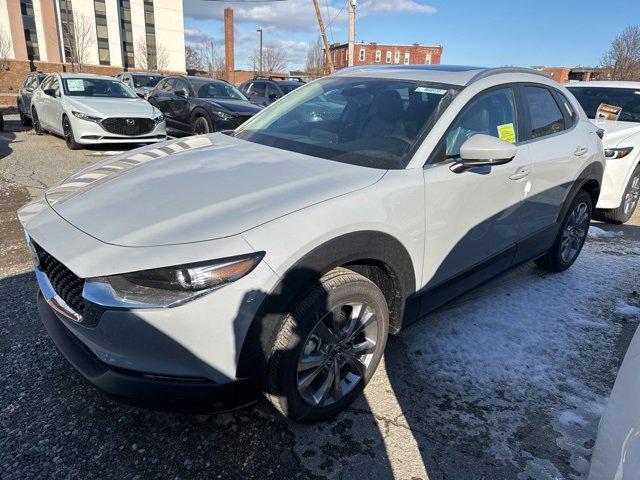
(30, 73), (166, 150)
(567, 81), (640, 223)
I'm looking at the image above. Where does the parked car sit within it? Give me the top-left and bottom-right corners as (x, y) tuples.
(17, 72), (47, 125)
(566, 81), (640, 223)
(146, 75), (262, 136)
(19, 66), (604, 423)
(240, 76), (305, 106)
(115, 72), (164, 98)
(30, 73), (166, 150)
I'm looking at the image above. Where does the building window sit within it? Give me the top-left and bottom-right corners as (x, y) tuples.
(425, 53), (432, 65)
(359, 48), (365, 61)
(143, 0), (157, 69)
(385, 51), (391, 63)
(394, 51), (400, 64)
(21, 0), (40, 60)
(119, 0), (134, 68)
(94, 0), (110, 65)
(375, 50), (381, 63)
(404, 52), (410, 64)
(58, 0), (76, 63)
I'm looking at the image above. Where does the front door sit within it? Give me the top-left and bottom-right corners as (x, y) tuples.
(421, 86), (533, 298)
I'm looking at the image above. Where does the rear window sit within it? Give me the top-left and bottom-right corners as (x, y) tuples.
(567, 86), (640, 123)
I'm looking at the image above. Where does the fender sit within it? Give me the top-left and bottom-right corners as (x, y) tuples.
(556, 160), (603, 223)
(235, 231), (417, 379)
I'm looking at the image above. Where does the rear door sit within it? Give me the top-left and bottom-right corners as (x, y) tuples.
(517, 84), (594, 241)
(247, 81), (268, 106)
(169, 78), (193, 132)
(265, 82), (282, 104)
(149, 78), (177, 129)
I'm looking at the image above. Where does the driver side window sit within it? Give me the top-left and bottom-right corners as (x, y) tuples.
(445, 87), (518, 158)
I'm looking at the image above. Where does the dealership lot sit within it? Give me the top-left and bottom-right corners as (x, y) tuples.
(1, 113), (640, 480)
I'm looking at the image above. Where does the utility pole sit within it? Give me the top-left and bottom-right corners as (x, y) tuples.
(257, 28), (263, 75)
(347, 0), (356, 67)
(312, 0), (334, 73)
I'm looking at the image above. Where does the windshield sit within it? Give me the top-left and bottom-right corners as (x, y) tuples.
(234, 77), (459, 169)
(567, 86), (640, 123)
(63, 78), (138, 98)
(280, 83), (303, 94)
(132, 75), (162, 88)
(193, 81), (247, 101)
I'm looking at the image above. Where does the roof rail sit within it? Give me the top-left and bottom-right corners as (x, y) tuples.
(253, 75), (306, 82)
(466, 67), (552, 85)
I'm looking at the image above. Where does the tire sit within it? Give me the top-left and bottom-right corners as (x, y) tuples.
(18, 102), (31, 126)
(62, 115), (81, 150)
(535, 190), (593, 272)
(594, 165), (640, 224)
(265, 267), (389, 423)
(192, 115), (212, 135)
(31, 108), (43, 135)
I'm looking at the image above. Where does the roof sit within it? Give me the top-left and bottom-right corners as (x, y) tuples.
(565, 81), (640, 89)
(330, 42), (442, 49)
(332, 65), (551, 87)
(129, 72), (164, 77)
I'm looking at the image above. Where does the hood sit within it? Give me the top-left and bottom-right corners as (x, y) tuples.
(593, 119), (640, 147)
(65, 96), (158, 118)
(201, 98), (262, 115)
(44, 134), (385, 247)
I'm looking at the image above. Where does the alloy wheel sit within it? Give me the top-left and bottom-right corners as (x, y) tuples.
(560, 201), (590, 263)
(194, 117), (210, 135)
(623, 175), (640, 216)
(32, 110), (40, 132)
(297, 302), (380, 407)
(63, 117), (72, 146)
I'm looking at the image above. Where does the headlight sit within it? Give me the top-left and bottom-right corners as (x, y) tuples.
(212, 111), (233, 121)
(72, 111), (102, 123)
(604, 147), (634, 159)
(154, 114), (164, 123)
(83, 253), (264, 308)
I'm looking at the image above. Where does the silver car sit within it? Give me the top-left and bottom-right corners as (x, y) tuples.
(19, 66), (604, 422)
(31, 73), (166, 150)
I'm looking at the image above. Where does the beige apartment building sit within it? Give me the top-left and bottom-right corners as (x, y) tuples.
(0, 0), (185, 80)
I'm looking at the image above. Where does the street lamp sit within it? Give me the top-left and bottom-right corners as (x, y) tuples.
(257, 28), (263, 75)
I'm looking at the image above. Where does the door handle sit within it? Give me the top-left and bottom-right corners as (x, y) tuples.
(509, 167), (530, 180)
(574, 146), (588, 157)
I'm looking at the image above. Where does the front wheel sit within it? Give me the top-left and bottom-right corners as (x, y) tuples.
(192, 115), (212, 135)
(62, 115), (81, 150)
(594, 165), (640, 224)
(265, 267), (389, 423)
(535, 190), (593, 272)
(31, 108), (43, 135)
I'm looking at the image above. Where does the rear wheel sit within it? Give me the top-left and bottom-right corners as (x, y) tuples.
(192, 115), (212, 135)
(62, 115), (81, 150)
(18, 102), (31, 126)
(31, 108), (43, 135)
(594, 165), (640, 224)
(265, 267), (389, 423)
(535, 190), (592, 272)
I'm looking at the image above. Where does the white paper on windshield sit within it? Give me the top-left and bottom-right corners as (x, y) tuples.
(66, 79), (85, 92)
(595, 103), (622, 121)
(416, 87), (447, 95)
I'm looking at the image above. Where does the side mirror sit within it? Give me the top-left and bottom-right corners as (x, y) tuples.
(175, 89), (188, 98)
(136, 92), (145, 98)
(43, 88), (56, 97)
(451, 134), (517, 173)
(268, 93), (281, 101)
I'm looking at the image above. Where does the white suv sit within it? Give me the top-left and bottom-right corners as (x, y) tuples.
(19, 66), (604, 423)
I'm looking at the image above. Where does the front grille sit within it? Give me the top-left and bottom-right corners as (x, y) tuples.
(34, 244), (85, 314)
(101, 117), (156, 136)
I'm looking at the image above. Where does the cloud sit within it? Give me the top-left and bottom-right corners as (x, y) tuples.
(184, 28), (217, 45)
(359, 0), (437, 15)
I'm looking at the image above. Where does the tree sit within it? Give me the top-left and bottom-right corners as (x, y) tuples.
(305, 37), (324, 79)
(185, 44), (203, 71)
(196, 37), (226, 79)
(0, 29), (11, 83)
(60, 13), (95, 72)
(135, 37), (170, 71)
(602, 25), (640, 81)
(250, 46), (287, 75)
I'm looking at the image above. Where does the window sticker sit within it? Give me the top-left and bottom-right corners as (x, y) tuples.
(66, 79), (85, 92)
(415, 86), (447, 95)
(595, 103), (621, 121)
(497, 123), (516, 143)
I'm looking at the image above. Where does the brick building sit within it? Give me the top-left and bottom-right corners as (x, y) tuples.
(328, 42), (443, 70)
(532, 66), (611, 83)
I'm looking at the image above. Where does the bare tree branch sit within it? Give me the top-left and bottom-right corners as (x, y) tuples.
(305, 37), (324, 79)
(0, 29), (11, 83)
(196, 37), (226, 79)
(602, 25), (640, 81)
(185, 44), (203, 71)
(135, 38), (170, 71)
(250, 46), (287, 75)
(60, 14), (95, 72)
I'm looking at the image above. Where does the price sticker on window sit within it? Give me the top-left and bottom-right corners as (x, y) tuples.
(66, 79), (85, 92)
(497, 123), (516, 143)
(415, 87), (447, 95)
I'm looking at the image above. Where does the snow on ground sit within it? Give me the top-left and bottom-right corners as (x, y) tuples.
(400, 233), (640, 479)
(588, 226), (624, 238)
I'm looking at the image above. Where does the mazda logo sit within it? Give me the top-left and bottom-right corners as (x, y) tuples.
(126, 119), (135, 126)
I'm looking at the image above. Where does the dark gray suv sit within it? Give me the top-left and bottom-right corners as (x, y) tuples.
(239, 76), (305, 106)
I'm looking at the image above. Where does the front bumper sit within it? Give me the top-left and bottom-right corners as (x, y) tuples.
(70, 115), (167, 145)
(37, 293), (258, 413)
(597, 154), (639, 209)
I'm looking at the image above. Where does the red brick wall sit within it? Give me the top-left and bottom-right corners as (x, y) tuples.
(0, 60), (185, 105)
(541, 68), (571, 83)
(329, 43), (443, 70)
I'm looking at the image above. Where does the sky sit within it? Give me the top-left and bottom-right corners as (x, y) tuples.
(182, 0), (640, 72)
